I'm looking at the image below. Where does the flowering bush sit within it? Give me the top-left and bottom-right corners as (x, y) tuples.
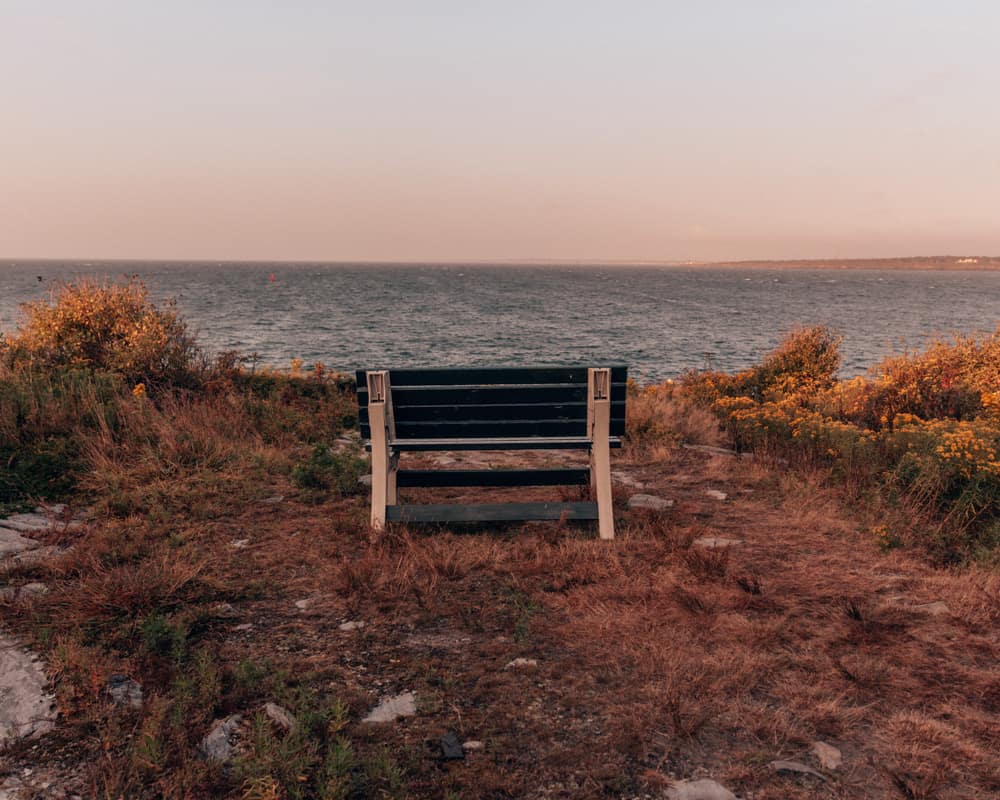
(680, 326), (1000, 559)
(1, 278), (199, 386)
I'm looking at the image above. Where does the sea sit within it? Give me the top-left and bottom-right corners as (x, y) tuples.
(1, 262), (997, 383)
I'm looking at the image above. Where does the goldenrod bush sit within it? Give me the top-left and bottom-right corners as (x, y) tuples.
(681, 325), (1000, 560)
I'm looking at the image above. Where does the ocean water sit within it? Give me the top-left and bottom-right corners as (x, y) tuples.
(1, 262), (997, 382)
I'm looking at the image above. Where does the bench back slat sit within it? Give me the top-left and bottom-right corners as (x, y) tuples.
(356, 365), (627, 441)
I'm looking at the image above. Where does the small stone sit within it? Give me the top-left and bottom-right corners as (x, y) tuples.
(263, 702), (297, 733)
(462, 740), (484, 752)
(233, 623), (254, 632)
(812, 741), (842, 770)
(440, 731), (464, 760)
(612, 470), (644, 489)
(362, 692), (416, 723)
(262, 495), (284, 504)
(665, 778), (738, 800)
(294, 598), (312, 610)
(628, 494), (674, 511)
(213, 602), (237, 616)
(913, 601), (950, 616)
(704, 489), (728, 501)
(105, 675), (143, 709)
(230, 538), (250, 549)
(692, 537), (743, 548)
(200, 714), (243, 763)
(505, 657), (538, 670)
(771, 760), (827, 781)
(339, 620), (365, 631)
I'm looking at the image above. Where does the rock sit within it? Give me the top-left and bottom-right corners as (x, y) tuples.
(213, 602), (237, 616)
(105, 675), (143, 709)
(0, 635), (57, 746)
(704, 489), (728, 501)
(36, 504), (67, 515)
(913, 601), (950, 616)
(462, 740), (485, 752)
(628, 494), (674, 511)
(263, 702), (297, 733)
(665, 778), (738, 800)
(229, 538), (250, 549)
(262, 495), (284, 504)
(294, 598), (312, 611)
(692, 537), (743, 548)
(505, 657), (538, 670)
(358, 475), (373, 488)
(0, 514), (51, 533)
(440, 731), (464, 760)
(682, 444), (750, 460)
(200, 714), (243, 763)
(812, 740), (842, 770)
(233, 623), (254, 632)
(612, 470), (645, 489)
(0, 583), (48, 603)
(339, 620), (365, 631)
(362, 692), (416, 723)
(0, 529), (40, 557)
(771, 760), (826, 781)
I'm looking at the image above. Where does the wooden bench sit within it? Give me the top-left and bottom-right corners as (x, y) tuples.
(355, 365), (627, 539)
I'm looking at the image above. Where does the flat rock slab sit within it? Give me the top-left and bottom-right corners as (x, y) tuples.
(0, 529), (40, 557)
(693, 537), (743, 548)
(771, 760), (826, 781)
(628, 494), (674, 511)
(0, 635), (57, 746)
(704, 489), (728, 501)
(0, 514), (52, 534)
(362, 692), (416, 723)
(665, 779), (738, 800)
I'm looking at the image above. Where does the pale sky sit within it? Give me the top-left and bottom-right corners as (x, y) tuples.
(2, 1), (999, 262)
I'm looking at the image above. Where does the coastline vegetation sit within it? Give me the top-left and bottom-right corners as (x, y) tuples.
(1, 279), (997, 798)
(661, 325), (1000, 564)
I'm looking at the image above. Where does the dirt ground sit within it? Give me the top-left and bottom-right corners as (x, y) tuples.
(3, 443), (999, 799)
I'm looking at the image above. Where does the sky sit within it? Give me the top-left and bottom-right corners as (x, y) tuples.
(2, 1), (999, 263)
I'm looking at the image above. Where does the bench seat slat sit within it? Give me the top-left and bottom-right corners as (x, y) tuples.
(397, 468), (589, 488)
(359, 401), (626, 423)
(370, 436), (621, 451)
(386, 501), (598, 523)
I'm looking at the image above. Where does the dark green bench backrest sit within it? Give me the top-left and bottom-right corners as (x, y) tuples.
(356, 365), (627, 440)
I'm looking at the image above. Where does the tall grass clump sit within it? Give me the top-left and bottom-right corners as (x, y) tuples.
(674, 325), (1000, 561)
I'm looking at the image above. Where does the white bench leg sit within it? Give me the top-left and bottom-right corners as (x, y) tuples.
(367, 371), (392, 530)
(589, 368), (614, 540)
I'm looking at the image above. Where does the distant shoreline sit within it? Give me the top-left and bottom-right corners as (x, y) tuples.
(2, 255), (999, 271)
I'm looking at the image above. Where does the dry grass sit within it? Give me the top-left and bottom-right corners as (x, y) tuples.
(1, 374), (998, 798)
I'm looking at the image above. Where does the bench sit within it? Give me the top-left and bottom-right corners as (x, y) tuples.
(355, 365), (627, 539)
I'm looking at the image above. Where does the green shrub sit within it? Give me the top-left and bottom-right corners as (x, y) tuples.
(291, 446), (367, 500)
